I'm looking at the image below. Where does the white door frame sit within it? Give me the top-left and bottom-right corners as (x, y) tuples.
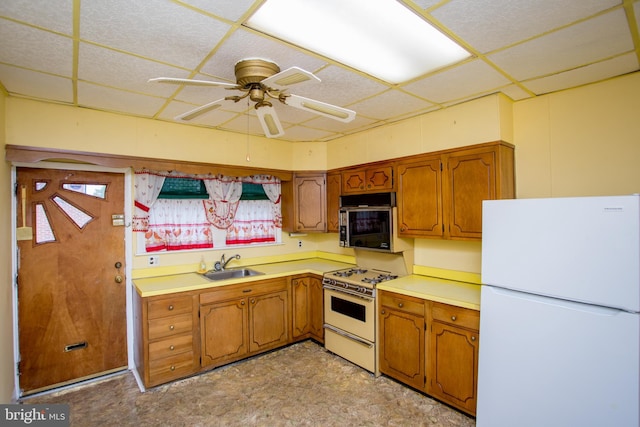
(10, 161), (137, 400)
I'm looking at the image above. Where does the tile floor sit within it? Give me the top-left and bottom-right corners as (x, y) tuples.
(23, 341), (475, 426)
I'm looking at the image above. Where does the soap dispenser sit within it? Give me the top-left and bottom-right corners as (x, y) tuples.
(198, 256), (207, 273)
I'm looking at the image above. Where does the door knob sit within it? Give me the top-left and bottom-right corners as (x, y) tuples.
(114, 275), (123, 283)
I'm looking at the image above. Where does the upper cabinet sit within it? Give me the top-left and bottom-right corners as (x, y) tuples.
(326, 172), (341, 233)
(397, 141), (514, 240)
(341, 164), (394, 194)
(282, 173), (327, 233)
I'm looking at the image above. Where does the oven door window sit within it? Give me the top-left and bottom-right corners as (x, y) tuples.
(331, 295), (366, 322)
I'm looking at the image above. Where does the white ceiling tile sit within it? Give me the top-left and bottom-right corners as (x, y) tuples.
(159, 100), (241, 127)
(522, 53), (639, 95)
(431, 0), (622, 53)
(405, 0), (442, 10)
(349, 89), (435, 120)
(489, 9), (634, 80)
(79, 43), (192, 95)
(78, 82), (167, 116)
(0, 64), (73, 102)
(80, 0), (231, 69)
(180, 0), (256, 22)
(0, 20), (73, 76)
(201, 29), (328, 81)
(301, 66), (388, 106)
(0, 0), (73, 35)
(403, 60), (510, 103)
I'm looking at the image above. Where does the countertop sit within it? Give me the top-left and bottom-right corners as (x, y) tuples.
(134, 258), (481, 310)
(377, 274), (481, 310)
(134, 258), (354, 297)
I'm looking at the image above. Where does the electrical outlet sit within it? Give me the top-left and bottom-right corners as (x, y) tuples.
(298, 240), (302, 248)
(148, 255), (160, 266)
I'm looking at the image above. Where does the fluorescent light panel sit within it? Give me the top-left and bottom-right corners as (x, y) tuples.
(246, 0), (471, 84)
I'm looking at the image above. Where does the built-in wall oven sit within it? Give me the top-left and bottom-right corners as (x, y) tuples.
(323, 267), (399, 375)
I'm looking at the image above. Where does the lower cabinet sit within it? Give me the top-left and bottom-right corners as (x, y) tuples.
(378, 290), (480, 416)
(134, 292), (200, 388)
(200, 278), (289, 369)
(291, 274), (324, 343)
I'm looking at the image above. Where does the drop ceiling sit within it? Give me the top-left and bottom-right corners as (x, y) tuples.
(1, 0), (639, 142)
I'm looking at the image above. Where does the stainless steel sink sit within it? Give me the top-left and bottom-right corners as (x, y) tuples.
(201, 268), (264, 281)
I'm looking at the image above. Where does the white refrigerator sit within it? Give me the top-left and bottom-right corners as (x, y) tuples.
(477, 195), (640, 427)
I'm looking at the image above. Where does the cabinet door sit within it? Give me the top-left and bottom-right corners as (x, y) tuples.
(200, 299), (248, 367)
(379, 308), (425, 391)
(444, 149), (496, 239)
(396, 156), (443, 237)
(326, 172), (341, 232)
(293, 174), (327, 232)
(428, 321), (479, 415)
(342, 170), (366, 193)
(365, 166), (394, 191)
(308, 276), (324, 342)
(249, 290), (289, 352)
(291, 277), (310, 339)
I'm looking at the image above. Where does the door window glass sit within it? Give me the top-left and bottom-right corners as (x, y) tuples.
(35, 203), (56, 244)
(52, 195), (94, 229)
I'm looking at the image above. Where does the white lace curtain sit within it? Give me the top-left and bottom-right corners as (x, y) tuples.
(134, 170), (281, 251)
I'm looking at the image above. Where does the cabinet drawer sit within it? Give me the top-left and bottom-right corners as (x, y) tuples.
(148, 313), (193, 340)
(148, 351), (195, 385)
(148, 333), (193, 361)
(380, 291), (425, 316)
(148, 296), (192, 319)
(431, 302), (479, 331)
(200, 278), (287, 305)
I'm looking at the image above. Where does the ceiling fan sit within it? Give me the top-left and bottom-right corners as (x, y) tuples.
(149, 58), (356, 138)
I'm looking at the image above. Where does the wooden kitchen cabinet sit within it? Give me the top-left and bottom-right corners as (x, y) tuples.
(291, 274), (324, 343)
(396, 141), (514, 240)
(282, 173), (327, 232)
(134, 292), (199, 388)
(428, 302), (480, 415)
(326, 171), (341, 232)
(341, 164), (394, 194)
(378, 291), (426, 391)
(200, 278), (289, 369)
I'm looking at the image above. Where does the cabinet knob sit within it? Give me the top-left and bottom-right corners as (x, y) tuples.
(471, 336), (476, 342)
(451, 315), (457, 321)
(169, 345), (175, 351)
(398, 302), (404, 308)
(381, 309), (386, 315)
(170, 365), (176, 371)
(169, 325), (175, 331)
(168, 305), (174, 311)
(241, 300), (246, 305)
(250, 298), (256, 304)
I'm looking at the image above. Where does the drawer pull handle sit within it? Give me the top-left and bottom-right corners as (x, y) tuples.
(169, 345), (175, 351)
(398, 302), (404, 308)
(170, 365), (176, 371)
(451, 315), (457, 321)
(168, 305), (174, 311)
(169, 325), (175, 331)
(243, 289), (252, 293)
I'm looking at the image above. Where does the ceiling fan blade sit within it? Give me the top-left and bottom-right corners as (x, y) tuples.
(261, 67), (320, 90)
(175, 99), (226, 121)
(149, 77), (238, 89)
(255, 105), (285, 138)
(284, 94), (356, 123)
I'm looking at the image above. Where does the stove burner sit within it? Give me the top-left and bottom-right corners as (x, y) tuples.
(362, 274), (399, 285)
(333, 268), (368, 278)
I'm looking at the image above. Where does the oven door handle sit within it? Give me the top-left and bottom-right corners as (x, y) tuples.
(323, 284), (375, 302)
(324, 324), (374, 348)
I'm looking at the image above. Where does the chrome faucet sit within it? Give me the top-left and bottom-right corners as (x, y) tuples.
(214, 253), (240, 271)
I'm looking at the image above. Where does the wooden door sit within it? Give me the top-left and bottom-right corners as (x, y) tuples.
(444, 149), (496, 239)
(291, 277), (310, 339)
(308, 276), (324, 342)
(200, 299), (248, 367)
(293, 174), (326, 232)
(396, 156), (443, 237)
(16, 168), (127, 394)
(326, 172), (341, 232)
(379, 308), (425, 390)
(249, 290), (288, 352)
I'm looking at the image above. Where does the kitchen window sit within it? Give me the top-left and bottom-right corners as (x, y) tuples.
(133, 170), (282, 253)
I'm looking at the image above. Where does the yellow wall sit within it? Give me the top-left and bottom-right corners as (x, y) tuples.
(0, 91), (15, 403)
